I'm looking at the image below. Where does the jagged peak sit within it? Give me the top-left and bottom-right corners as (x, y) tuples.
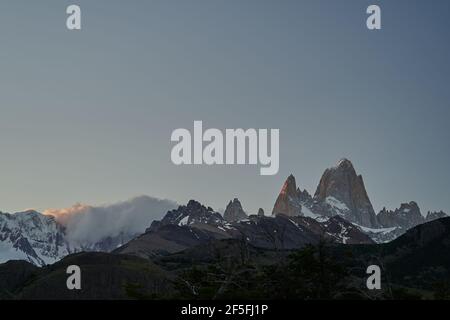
(232, 198), (241, 204)
(272, 174), (303, 217)
(378, 201), (421, 215)
(158, 199), (223, 228)
(226, 198), (243, 209)
(297, 187), (310, 194)
(186, 199), (214, 212)
(280, 174), (297, 196)
(336, 158), (352, 166)
(400, 201), (419, 210)
(314, 158), (377, 228)
(17, 209), (41, 215)
(378, 202), (420, 218)
(333, 158), (356, 171)
(224, 198), (247, 222)
(426, 210), (448, 222)
(187, 199), (201, 207)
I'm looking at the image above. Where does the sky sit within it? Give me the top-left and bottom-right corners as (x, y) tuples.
(0, 0), (449, 216)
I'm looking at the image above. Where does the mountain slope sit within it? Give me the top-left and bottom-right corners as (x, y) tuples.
(1, 158), (448, 267)
(271, 159), (448, 243)
(313, 159), (378, 228)
(385, 217), (450, 291)
(0, 196), (177, 266)
(224, 198), (248, 222)
(0, 210), (71, 266)
(336, 217), (450, 293)
(272, 174), (303, 217)
(271, 159), (379, 226)
(115, 199), (373, 260)
(2, 217), (450, 300)
(2, 252), (173, 300)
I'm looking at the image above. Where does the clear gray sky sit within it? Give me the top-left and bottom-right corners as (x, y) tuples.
(0, 0), (449, 215)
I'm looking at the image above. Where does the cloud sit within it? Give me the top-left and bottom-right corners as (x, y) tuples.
(44, 196), (177, 246)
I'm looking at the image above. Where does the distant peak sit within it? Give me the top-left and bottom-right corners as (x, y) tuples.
(272, 174), (302, 217)
(228, 198), (241, 206)
(257, 208), (265, 216)
(17, 209), (41, 216)
(285, 174), (296, 186)
(313, 158), (378, 228)
(281, 174), (297, 196)
(186, 200), (202, 208)
(224, 198), (247, 222)
(336, 158), (354, 169)
(400, 201), (420, 210)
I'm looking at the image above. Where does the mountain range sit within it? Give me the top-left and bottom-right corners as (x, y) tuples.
(272, 159), (446, 242)
(2, 216), (450, 299)
(0, 196), (176, 266)
(0, 158), (447, 267)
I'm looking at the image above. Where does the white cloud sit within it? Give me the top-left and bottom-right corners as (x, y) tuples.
(44, 195), (177, 246)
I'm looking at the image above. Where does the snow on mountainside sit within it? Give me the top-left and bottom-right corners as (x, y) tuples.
(117, 199), (373, 259)
(353, 224), (402, 243)
(0, 196), (177, 266)
(1, 158), (448, 265)
(313, 159), (379, 228)
(223, 198), (248, 222)
(0, 210), (71, 266)
(271, 159), (448, 243)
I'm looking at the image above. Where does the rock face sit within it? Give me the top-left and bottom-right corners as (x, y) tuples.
(313, 159), (378, 228)
(0, 210), (71, 266)
(426, 210), (448, 222)
(377, 202), (448, 232)
(378, 202), (424, 229)
(272, 175), (302, 217)
(271, 160), (380, 227)
(119, 200), (374, 259)
(268, 158), (448, 243)
(0, 197), (178, 266)
(151, 200), (224, 230)
(257, 208), (265, 217)
(2, 157), (449, 268)
(223, 198), (248, 222)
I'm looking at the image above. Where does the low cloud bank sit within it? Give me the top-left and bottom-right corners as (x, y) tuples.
(44, 196), (177, 246)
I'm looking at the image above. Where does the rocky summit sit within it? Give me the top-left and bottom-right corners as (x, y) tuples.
(272, 174), (303, 217)
(2, 217), (450, 300)
(426, 210), (448, 221)
(270, 158), (448, 242)
(378, 201), (424, 229)
(271, 159), (379, 228)
(257, 208), (265, 217)
(149, 200), (224, 231)
(313, 158), (379, 228)
(117, 199), (373, 260)
(1, 158), (448, 268)
(223, 198), (248, 222)
(377, 201), (448, 231)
